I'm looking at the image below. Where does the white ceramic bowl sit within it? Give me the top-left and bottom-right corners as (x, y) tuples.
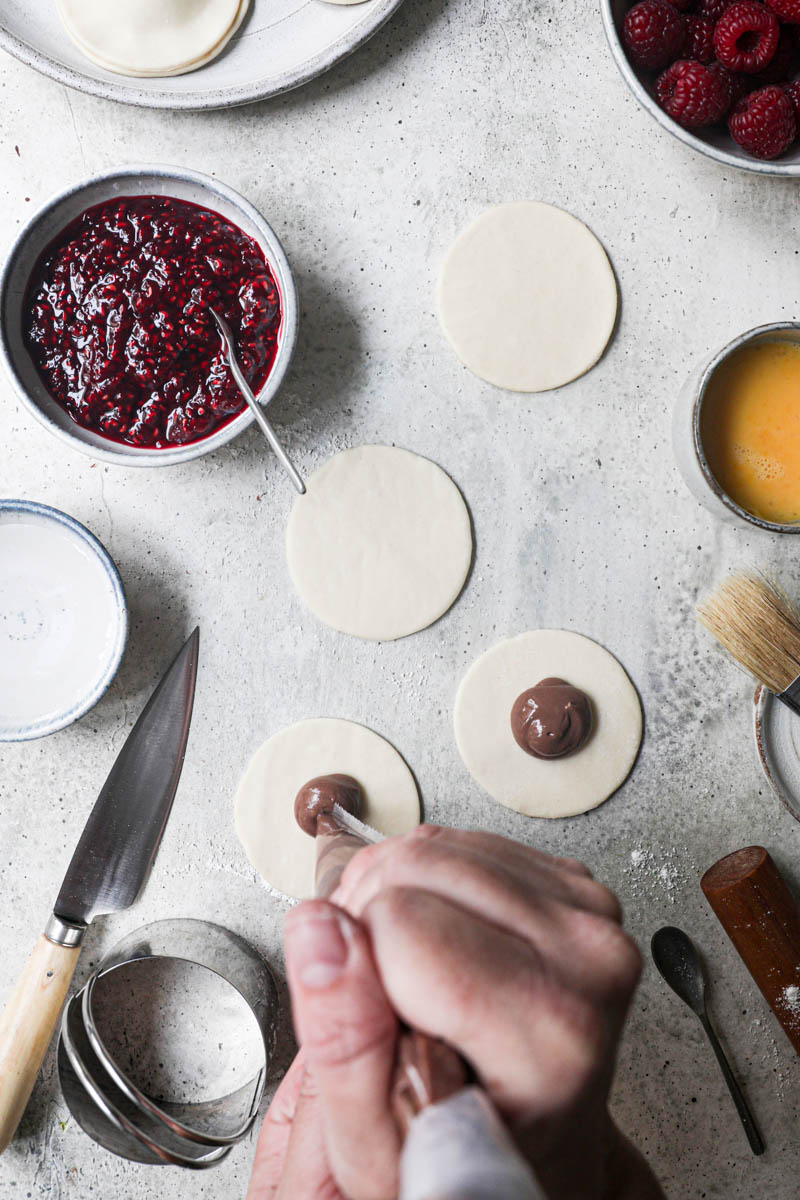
(0, 500), (127, 741)
(600, 0), (800, 177)
(0, 165), (299, 467)
(672, 321), (800, 531)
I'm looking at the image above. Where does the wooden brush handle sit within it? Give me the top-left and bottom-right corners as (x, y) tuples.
(0, 935), (81, 1154)
(702, 846), (800, 1055)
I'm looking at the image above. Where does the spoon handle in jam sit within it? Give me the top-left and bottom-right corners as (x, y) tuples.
(244, 387), (306, 495)
(210, 307), (305, 494)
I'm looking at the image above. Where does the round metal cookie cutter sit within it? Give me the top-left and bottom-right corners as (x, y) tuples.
(57, 918), (279, 1167)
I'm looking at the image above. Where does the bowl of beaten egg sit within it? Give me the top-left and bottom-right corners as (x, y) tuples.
(673, 322), (800, 532)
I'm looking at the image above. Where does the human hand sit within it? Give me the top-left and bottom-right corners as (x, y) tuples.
(246, 1051), (346, 1200)
(249, 826), (662, 1200)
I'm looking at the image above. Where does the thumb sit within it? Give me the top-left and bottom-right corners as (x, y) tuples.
(285, 900), (401, 1200)
(246, 1053), (306, 1200)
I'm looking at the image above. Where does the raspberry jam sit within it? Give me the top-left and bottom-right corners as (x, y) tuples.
(24, 195), (282, 448)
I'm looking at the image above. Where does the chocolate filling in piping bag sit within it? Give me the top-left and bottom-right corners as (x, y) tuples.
(313, 801), (381, 898)
(309, 801), (472, 1132)
(297, 793), (544, 1196)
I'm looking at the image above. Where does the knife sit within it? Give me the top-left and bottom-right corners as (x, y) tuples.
(0, 627), (199, 1154)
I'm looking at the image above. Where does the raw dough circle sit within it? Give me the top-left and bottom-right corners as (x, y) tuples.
(56, 0), (248, 78)
(454, 631), (642, 818)
(234, 718), (421, 899)
(287, 445), (472, 641)
(436, 202), (618, 393)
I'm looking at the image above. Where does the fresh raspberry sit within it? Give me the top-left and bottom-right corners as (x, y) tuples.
(656, 58), (730, 124)
(766, 0), (800, 22)
(784, 77), (800, 119)
(728, 83), (797, 154)
(698, 0), (732, 20)
(714, 2), (780, 72)
(664, 0), (694, 10)
(623, 0), (686, 69)
(752, 26), (797, 80)
(710, 60), (752, 106)
(685, 14), (716, 59)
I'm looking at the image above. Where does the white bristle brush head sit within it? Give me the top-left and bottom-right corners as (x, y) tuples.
(697, 571), (800, 695)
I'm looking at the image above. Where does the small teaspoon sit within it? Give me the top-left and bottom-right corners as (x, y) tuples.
(651, 925), (764, 1157)
(210, 307), (305, 494)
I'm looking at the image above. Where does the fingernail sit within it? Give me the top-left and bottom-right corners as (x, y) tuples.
(286, 910), (350, 990)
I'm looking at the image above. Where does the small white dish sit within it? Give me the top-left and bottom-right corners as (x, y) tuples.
(0, 164), (298, 468)
(0, 500), (127, 741)
(754, 685), (800, 825)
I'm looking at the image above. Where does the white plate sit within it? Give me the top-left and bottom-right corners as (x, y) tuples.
(754, 685), (800, 824)
(0, 0), (405, 110)
(0, 500), (127, 741)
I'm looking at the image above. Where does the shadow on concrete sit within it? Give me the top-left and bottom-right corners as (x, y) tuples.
(220, 261), (364, 474)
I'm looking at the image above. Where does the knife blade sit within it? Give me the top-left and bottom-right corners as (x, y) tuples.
(53, 626), (199, 928)
(0, 627), (199, 1154)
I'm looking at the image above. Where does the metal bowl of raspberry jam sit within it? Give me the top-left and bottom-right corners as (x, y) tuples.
(600, 0), (800, 177)
(0, 166), (298, 466)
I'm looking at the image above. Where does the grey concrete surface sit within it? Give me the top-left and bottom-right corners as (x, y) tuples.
(1, 0), (800, 1195)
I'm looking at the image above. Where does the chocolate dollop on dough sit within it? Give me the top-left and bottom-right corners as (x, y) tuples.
(511, 678), (593, 759)
(294, 774), (364, 837)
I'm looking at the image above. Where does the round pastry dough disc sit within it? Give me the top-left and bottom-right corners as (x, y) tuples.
(437, 201), (618, 393)
(56, 0), (248, 78)
(235, 718), (421, 900)
(287, 445), (472, 641)
(454, 631), (642, 818)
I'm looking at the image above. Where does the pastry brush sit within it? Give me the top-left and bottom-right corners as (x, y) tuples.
(697, 571), (800, 712)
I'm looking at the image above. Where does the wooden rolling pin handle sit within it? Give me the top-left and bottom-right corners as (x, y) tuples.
(0, 934), (81, 1154)
(701, 846), (800, 1055)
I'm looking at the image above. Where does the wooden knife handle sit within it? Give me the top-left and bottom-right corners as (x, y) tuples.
(0, 934), (81, 1154)
(702, 846), (800, 1055)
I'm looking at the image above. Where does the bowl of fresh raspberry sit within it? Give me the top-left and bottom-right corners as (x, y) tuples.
(0, 165), (299, 466)
(601, 0), (800, 173)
